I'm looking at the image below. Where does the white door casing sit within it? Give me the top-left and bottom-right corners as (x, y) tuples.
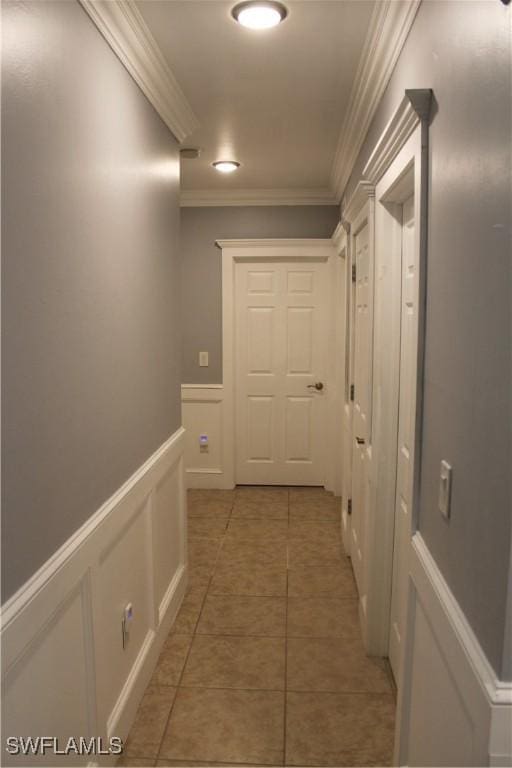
(351, 219), (371, 595)
(218, 239), (336, 488)
(342, 184), (375, 631)
(389, 193), (416, 684)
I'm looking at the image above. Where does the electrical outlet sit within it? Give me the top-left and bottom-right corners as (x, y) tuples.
(199, 351), (209, 367)
(199, 434), (209, 453)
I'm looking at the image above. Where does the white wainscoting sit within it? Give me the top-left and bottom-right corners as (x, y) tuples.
(0, 427), (187, 766)
(181, 385), (233, 489)
(395, 533), (512, 767)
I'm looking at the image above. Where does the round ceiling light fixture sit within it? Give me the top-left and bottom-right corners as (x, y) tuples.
(213, 160), (240, 173)
(231, 1), (288, 30)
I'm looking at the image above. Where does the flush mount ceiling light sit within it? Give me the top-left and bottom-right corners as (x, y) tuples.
(213, 160), (240, 173)
(231, 1), (288, 30)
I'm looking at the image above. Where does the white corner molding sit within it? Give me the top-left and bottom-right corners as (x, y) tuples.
(78, 0), (199, 142)
(331, 221), (347, 253)
(342, 180), (375, 224)
(363, 89), (433, 186)
(330, 0), (421, 201)
(180, 187), (338, 207)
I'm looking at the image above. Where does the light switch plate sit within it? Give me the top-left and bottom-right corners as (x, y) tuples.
(438, 460), (452, 520)
(199, 351), (209, 367)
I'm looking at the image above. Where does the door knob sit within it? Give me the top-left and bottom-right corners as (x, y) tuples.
(355, 436), (365, 445)
(307, 382), (324, 391)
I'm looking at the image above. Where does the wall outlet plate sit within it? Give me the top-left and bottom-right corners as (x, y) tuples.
(199, 351), (209, 367)
(438, 460), (452, 520)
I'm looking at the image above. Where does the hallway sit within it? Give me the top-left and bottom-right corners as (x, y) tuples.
(121, 487), (396, 767)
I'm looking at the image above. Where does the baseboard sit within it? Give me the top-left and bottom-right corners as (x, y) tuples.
(1, 427), (187, 766)
(395, 533), (512, 767)
(181, 385), (234, 489)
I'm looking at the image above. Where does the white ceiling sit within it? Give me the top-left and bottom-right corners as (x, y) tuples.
(136, 0), (376, 200)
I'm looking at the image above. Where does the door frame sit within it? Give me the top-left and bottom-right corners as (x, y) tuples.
(216, 238), (336, 489)
(342, 182), (375, 636)
(340, 91), (433, 663)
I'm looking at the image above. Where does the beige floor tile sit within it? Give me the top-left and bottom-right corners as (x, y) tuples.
(210, 563), (287, 597)
(287, 637), (391, 693)
(188, 489), (235, 504)
(231, 499), (289, 520)
(182, 635), (286, 690)
(150, 634), (193, 687)
(226, 520), (288, 543)
(285, 691), (395, 766)
(289, 488), (333, 502)
(188, 500), (233, 519)
(117, 758), (155, 767)
(288, 566), (356, 598)
(287, 598), (361, 639)
(287, 539), (342, 568)
(188, 517), (229, 539)
(124, 685), (177, 759)
(287, 521), (340, 541)
(188, 538), (222, 569)
(156, 762), (281, 767)
(160, 688), (284, 764)
(217, 541), (287, 570)
(187, 564), (214, 589)
(288, 503), (338, 523)
(172, 587), (207, 634)
(197, 595), (287, 636)
(236, 487), (289, 504)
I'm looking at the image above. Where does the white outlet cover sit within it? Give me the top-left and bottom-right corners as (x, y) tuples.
(199, 351), (209, 367)
(438, 460), (452, 520)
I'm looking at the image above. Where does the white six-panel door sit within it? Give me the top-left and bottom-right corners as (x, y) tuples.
(235, 261), (328, 485)
(350, 222), (371, 594)
(389, 194), (416, 683)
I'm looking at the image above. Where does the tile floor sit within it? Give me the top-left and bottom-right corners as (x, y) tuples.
(120, 487), (396, 767)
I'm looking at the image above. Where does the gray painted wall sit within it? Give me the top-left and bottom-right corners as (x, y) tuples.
(181, 206), (340, 383)
(344, 0), (511, 678)
(2, 0), (182, 601)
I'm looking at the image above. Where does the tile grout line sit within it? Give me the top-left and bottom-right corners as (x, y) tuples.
(154, 491), (235, 764)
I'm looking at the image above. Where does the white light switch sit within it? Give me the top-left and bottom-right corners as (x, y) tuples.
(438, 460), (452, 520)
(199, 351), (209, 367)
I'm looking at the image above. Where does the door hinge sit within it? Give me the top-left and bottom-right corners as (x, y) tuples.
(350, 384), (355, 401)
(347, 498), (352, 516)
(351, 264), (356, 283)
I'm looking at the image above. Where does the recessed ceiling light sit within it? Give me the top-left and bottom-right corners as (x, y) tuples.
(231, 1), (288, 30)
(213, 161), (240, 173)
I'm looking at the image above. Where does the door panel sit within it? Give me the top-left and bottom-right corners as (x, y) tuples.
(389, 194), (416, 684)
(235, 261), (327, 485)
(350, 221), (371, 594)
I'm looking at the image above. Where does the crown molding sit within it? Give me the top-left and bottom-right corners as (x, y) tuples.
(78, 0), (199, 143)
(180, 187), (338, 207)
(343, 180), (375, 224)
(330, 0), (421, 201)
(331, 221), (348, 252)
(363, 89), (433, 185)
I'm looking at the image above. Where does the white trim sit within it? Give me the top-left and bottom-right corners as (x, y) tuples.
(1, 427), (187, 762)
(216, 239), (333, 260)
(1, 427), (185, 631)
(218, 239), (336, 489)
(342, 181), (375, 225)
(394, 533), (512, 766)
(363, 89), (433, 186)
(181, 385), (232, 489)
(180, 188), (338, 208)
(330, 0), (421, 200)
(78, 0), (198, 143)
